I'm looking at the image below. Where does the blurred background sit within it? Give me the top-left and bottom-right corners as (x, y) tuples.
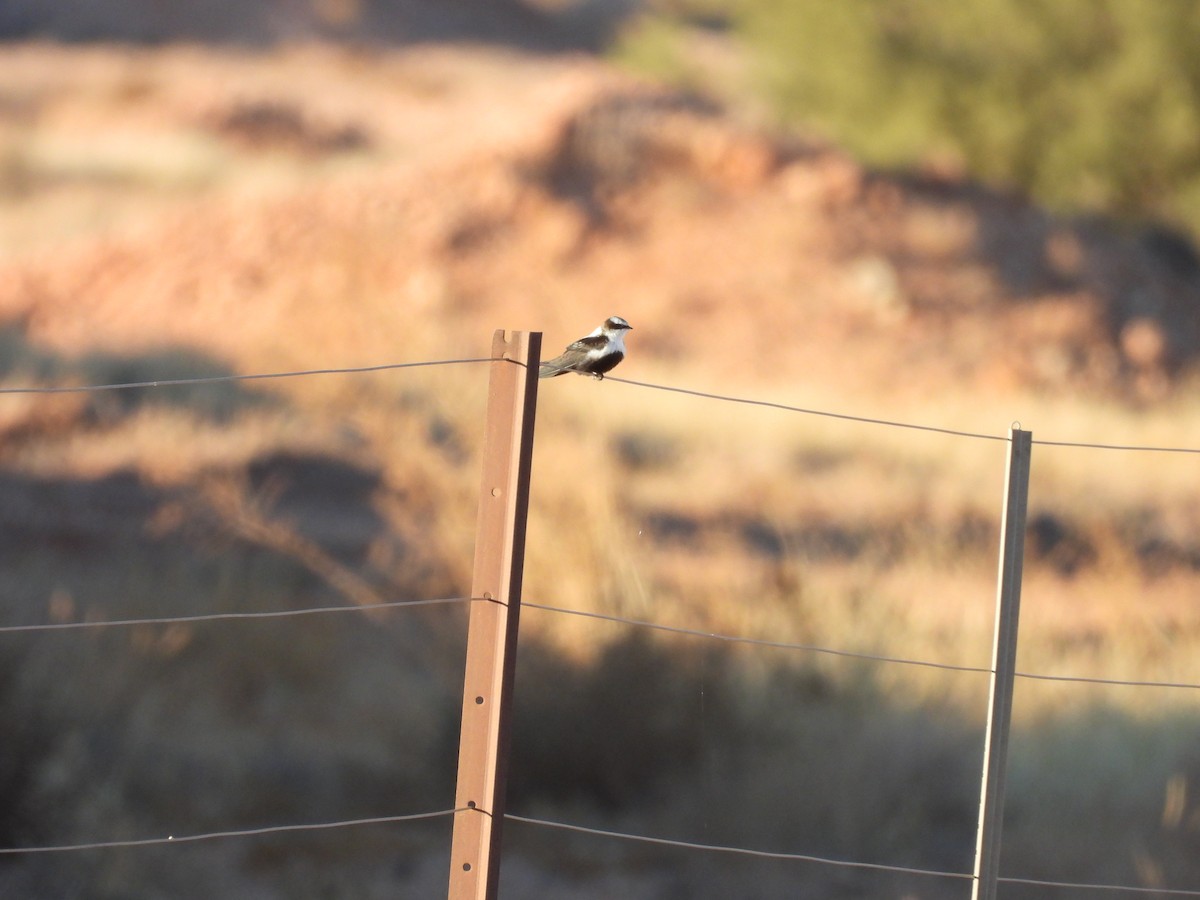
(2, 1), (1200, 897)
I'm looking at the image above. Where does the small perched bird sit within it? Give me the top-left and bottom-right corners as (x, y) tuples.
(539, 316), (633, 380)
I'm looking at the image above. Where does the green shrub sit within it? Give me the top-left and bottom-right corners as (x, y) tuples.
(738, 0), (1200, 233)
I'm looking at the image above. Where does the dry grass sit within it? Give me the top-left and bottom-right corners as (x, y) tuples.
(525, 375), (1200, 714)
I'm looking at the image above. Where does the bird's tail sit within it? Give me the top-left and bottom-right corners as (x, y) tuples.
(538, 362), (568, 379)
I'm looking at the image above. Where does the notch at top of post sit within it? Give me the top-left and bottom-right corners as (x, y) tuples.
(493, 329), (535, 362)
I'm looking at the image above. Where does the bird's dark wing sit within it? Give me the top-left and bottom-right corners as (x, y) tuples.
(539, 334), (612, 378)
(540, 348), (588, 376)
(564, 335), (608, 353)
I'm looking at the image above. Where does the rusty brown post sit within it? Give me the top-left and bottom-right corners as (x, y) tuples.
(448, 330), (540, 900)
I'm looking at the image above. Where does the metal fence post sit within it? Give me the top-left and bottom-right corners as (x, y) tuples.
(972, 427), (1032, 900)
(448, 330), (541, 900)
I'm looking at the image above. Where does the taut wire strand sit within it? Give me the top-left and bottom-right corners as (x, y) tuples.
(525, 602), (1200, 690)
(0, 809), (459, 855)
(511, 811), (1200, 895)
(604, 375), (1006, 441)
(0, 358), (495, 395)
(997, 874), (1200, 896)
(505, 813), (972, 881)
(523, 602), (990, 674)
(604, 375), (1200, 453)
(0, 597), (475, 634)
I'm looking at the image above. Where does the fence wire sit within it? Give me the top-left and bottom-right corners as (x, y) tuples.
(507, 813), (1200, 897)
(605, 375), (1006, 442)
(523, 601), (992, 675)
(0, 597), (475, 634)
(10, 595), (1194, 693)
(504, 812), (972, 882)
(0, 358), (495, 395)
(0, 810), (458, 855)
(606, 375), (1200, 453)
(8, 805), (1198, 897)
(6, 359), (1200, 453)
(523, 601), (1200, 691)
(996, 874), (1200, 896)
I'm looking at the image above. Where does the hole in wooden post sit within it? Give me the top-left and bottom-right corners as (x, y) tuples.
(467, 800), (476, 809)
(463, 863), (472, 872)
(475, 696), (484, 705)
(491, 487), (501, 497)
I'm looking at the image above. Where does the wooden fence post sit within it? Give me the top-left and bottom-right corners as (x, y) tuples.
(448, 330), (541, 900)
(972, 427), (1032, 900)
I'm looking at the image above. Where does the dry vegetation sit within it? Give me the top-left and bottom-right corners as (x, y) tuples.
(1, 41), (1200, 899)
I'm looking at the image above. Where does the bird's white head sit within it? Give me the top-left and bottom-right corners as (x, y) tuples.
(600, 316), (632, 352)
(584, 315), (632, 355)
(603, 316), (632, 333)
